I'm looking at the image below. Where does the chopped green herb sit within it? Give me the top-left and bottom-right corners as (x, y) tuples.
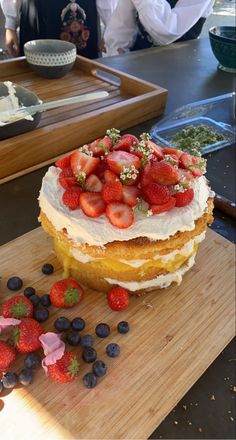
(170, 124), (225, 155)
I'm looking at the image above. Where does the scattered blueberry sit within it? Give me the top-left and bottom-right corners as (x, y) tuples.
(23, 287), (35, 298)
(117, 321), (129, 334)
(95, 323), (110, 338)
(40, 294), (51, 307)
(0, 381), (3, 393)
(66, 331), (81, 346)
(106, 343), (120, 358)
(7, 276), (23, 291)
(92, 360), (107, 377)
(29, 294), (41, 307)
(71, 317), (85, 331)
(82, 347), (97, 363)
(54, 316), (71, 332)
(42, 263), (54, 275)
(80, 334), (94, 348)
(34, 306), (49, 322)
(83, 372), (97, 388)
(2, 372), (18, 389)
(19, 368), (33, 386)
(24, 353), (41, 369)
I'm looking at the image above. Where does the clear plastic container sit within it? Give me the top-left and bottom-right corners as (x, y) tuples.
(150, 93), (236, 155)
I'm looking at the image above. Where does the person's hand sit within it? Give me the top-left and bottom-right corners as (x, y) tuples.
(5, 29), (20, 57)
(100, 38), (107, 53)
(117, 48), (125, 54)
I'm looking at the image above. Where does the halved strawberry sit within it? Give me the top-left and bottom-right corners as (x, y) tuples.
(70, 151), (100, 179)
(55, 154), (72, 170)
(89, 136), (112, 156)
(140, 162), (152, 188)
(113, 134), (139, 152)
(179, 152), (206, 177)
(96, 160), (107, 180)
(62, 187), (82, 210)
(122, 185), (141, 207)
(151, 197), (176, 215)
(162, 147), (183, 158)
(148, 161), (180, 185)
(163, 153), (179, 166)
(59, 168), (78, 189)
(80, 192), (105, 217)
(106, 202), (134, 229)
(104, 169), (119, 183)
(85, 174), (103, 192)
(174, 187), (194, 207)
(178, 169), (194, 188)
(102, 181), (123, 204)
(143, 183), (171, 205)
(147, 140), (164, 161)
(106, 151), (141, 175)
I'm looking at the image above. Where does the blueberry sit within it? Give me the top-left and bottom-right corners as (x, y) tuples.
(0, 381), (3, 393)
(42, 263), (54, 275)
(54, 317), (71, 332)
(83, 372), (97, 389)
(34, 307), (49, 322)
(2, 372), (18, 389)
(29, 294), (41, 307)
(40, 294), (51, 307)
(92, 360), (107, 377)
(19, 368), (33, 386)
(106, 343), (120, 358)
(24, 353), (41, 369)
(80, 334), (93, 348)
(66, 331), (81, 346)
(117, 321), (129, 334)
(23, 287), (35, 298)
(71, 317), (85, 331)
(95, 323), (110, 338)
(82, 347), (97, 363)
(7, 276), (23, 291)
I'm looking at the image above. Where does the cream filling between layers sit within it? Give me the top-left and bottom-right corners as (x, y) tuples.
(105, 254), (196, 291)
(39, 166), (212, 247)
(70, 232), (206, 267)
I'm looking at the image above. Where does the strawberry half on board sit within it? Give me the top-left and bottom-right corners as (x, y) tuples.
(50, 279), (84, 309)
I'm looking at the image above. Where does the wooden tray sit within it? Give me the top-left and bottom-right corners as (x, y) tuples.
(0, 56), (167, 182)
(0, 227), (235, 439)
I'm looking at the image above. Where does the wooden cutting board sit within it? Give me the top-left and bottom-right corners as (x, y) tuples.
(0, 227), (235, 440)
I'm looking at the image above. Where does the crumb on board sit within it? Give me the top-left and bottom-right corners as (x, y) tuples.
(233, 386), (236, 392)
(187, 421), (192, 426)
(174, 421), (178, 425)
(183, 404), (187, 411)
(210, 394), (216, 400)
(198, 427), (203, 433)
(229, 416), (234, 422)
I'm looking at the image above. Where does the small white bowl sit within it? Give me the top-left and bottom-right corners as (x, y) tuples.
(24, 39), (77, 79)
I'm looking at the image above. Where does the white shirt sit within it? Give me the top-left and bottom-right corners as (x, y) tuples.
(104, 0), (215, 56)
(0, 0), (118, 30)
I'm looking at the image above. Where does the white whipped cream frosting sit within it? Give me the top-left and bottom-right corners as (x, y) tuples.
(39, 166), (212, 247)
(105, 254), (196, 291)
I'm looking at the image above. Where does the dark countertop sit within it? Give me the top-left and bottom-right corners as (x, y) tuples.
(0, 36), (235, 438)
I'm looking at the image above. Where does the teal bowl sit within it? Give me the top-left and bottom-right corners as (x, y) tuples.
(209, 26), (236, 73)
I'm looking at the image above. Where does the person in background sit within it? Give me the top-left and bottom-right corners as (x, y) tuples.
(0, 0), (118, 58)
(104, 0), (215, 55)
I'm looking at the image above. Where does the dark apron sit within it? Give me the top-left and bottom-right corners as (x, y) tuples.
(20, 0), (99, 59)
(131, 0), (206, 51)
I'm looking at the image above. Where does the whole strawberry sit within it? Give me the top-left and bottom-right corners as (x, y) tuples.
(50, 279), (84, 308)
(47, 351), (79, 383)
(11, 317), (44, 353)
(0, 341), (17, 372)
(2, 295), (33, 319)
(107, 286), (129, 311)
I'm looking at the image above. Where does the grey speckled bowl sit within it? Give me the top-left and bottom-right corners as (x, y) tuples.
(0, 82), (41, 140)
(24, 39), (77, 79)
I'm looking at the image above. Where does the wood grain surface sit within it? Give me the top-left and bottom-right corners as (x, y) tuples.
(0, 227), (235, 440)
(0, 56), (167, 181)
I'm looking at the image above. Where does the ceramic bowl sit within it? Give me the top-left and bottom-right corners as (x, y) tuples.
(24, 39), (77, 79)
(0, 82), (41, 140)
(209, 26), (236, 73)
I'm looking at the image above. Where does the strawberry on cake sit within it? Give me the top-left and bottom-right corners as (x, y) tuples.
(39, 129), (214, 294)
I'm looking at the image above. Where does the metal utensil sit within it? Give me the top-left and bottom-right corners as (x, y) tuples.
(0, 90), (109, 125)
